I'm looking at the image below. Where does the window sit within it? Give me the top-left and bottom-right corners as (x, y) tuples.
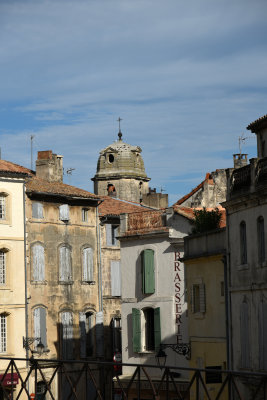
(36, 381), (46, 400)
(0, 251), (6, 285)
(132, 307), (161, 353)
(111, 317), (121, 353)
(259, 302), (267, 370)
(80, 311), (94, 358)
(32, 244), (45, 282)
(141, 249), (155, 294)
(33, 307), (47, 350)
(106, 224), (119, 246)
(59, 246), (72, 282)
(61, 311), (73, 359)
(205, 366), (222, 384)
(111, 261), (121, 296)
(220, 281), (225, 297)
(32, 202), (43, 219)
(0, 314), (7, 352)
(240, 300), (250, 368)
(0, 195), (6, 220)
(59, 204), (69, 222)
(257, 216), (265, 265)
(240, 221), (247, 265)
(82, 247), (94, 282)
(82, 208), (88, 222)
(191, 284), (206, 313)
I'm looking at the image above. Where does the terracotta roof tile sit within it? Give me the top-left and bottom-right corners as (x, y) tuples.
(0, 160), (32, 175)
(98, 196), (149, 216)
(174, 173), (214, 206)
(247, 114), (267, 132)
(26, 176), (99, 199)
(173, 205), (195, 220)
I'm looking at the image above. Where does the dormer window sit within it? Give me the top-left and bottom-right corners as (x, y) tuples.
(108, 154), (114, 163)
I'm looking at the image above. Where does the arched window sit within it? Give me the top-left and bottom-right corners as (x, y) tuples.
(0, 194), (7, 220)
(0, 250), (7, 285)
(141, 249), (155, 294)
(79, 311), (94, 357)
(33, 307), (47, 350)
(59, 246), (72, 282)
(61, 311), (73, 359)
(32, 244), (45, 281)
(0, 313), (7, 353)
(257, 216), (265, 264)
(132, 307), (161, 353)
(82, 247), (93, 282)
(240, 221), (247, 265)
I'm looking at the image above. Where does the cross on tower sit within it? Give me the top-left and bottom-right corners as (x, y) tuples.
(117, 117), (123, 140)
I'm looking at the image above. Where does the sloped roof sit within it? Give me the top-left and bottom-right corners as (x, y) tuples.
(98, 196), (150, 216)
(173, 205), (195, 220)
(174, 173), (214, 206)
(26, 176), (99, 199)
(247, 114), (267, 132)
(0, 160), (32, 175)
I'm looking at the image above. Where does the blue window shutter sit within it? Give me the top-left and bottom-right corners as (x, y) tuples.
(111, 261), (121, 296)
(106, 224), (112, 246)
(142, 249), (155, 294)
(132, 308), (141, 353)
(96, 312), (104, 357)
(79, 312), (86, 358)
(154, 307), (161, 351)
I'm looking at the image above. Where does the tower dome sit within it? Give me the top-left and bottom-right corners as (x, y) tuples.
(92, 131), (150, 203)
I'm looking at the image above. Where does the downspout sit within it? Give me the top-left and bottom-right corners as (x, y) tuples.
(96, 204), (103, 312)
(225, 210), (233, 371)
(23, 183), (29, 365)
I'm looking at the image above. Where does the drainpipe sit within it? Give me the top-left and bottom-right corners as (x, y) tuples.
(225, 209), (233, 371)
(96, 205), (103, 312)
(23, 183), (30, 367)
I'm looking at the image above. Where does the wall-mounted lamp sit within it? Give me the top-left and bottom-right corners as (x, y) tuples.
(156, 342), (191, 368)
(23, 337), (45, 357)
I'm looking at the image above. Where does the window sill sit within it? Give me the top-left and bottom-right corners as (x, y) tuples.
(193, 312), (205, 319)
(81, 281), (96, 285)
(237, 263), (249, 271)
(0, 286), (11, 290)
(257, 261), (267, 268)
(59, 281), (74, 285)
(139, 350), (155, 355)
(31, 281), (47, 285)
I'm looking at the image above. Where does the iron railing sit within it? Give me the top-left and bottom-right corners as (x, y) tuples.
(0, 357), (267, 399)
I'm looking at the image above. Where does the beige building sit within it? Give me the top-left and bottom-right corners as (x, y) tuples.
(0, 161), (29, 399)
(183, 227), (227, 400)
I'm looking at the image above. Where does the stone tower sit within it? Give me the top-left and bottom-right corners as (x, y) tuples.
(92, 131), (151, 203)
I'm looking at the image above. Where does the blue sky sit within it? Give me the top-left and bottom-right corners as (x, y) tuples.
(1, 0), (267, 205)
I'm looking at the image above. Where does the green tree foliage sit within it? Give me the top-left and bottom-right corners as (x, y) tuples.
(192, 207), (222, 234)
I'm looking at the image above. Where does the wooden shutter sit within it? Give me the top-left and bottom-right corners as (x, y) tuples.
(154, 307), (161, 351)
(240, 301), (250, 368)
(59, 204), (69, 221)
(199, 284), (206, 313)
(114, 226), (119, 246)
(79, 312), (86, 358)
(39, 307), (47, 348)
(142, 250), (155, 294)
(60, 247), (72, 281)
(32, 202), (43, 219)
(34, 308), (41, 349)
(61, 312), (73, 359)
(96, 311), (104, 357)
(111, 261), (121, 296)
(106, 224), (112, 246)
(132, 308), (141, 352)
(33, 244), (45, 281)
(83, 248), (93, 282)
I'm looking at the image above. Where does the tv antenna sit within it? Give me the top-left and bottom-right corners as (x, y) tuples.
(66, 168), (75, 184)
(238, 133), (254, 155)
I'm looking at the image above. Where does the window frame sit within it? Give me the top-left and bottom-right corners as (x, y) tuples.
(59, 204), (70, 222)
(79, 311), (95, 358)
(0, 192), (11, 225)
(32, 243), (45, 282)
(240, 221), (247, 266)
(106, 224), (119, 246)
(191, 283), (206, 314)
(61, 311), (73, 360)
(132, 307), (161, 353)
(0, 313), (7, 353)
(0, 250), (7, 286)
(82, 247), (94, 283)
(141, 249), (155, 295)
(32, 202), (44, 219)
(33, 306), (47, 350)
(59, 245), (72, 283)
(82, 208), (88, 223)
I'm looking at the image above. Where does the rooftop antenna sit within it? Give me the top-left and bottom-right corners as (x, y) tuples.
(238, 132), (254, 154)
(30, 135), (35, 170)
(117, 117), (123, 140)
(66, 167), (75, 185)
(160, 187), (166, 194)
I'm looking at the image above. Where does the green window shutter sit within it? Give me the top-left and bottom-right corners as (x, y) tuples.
(154, 307), (161, 351)
(142, 249), (155, 294)
(132, 308), (141, 352)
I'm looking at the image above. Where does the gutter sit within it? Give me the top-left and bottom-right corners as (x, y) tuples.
(23, 182), (30, 368)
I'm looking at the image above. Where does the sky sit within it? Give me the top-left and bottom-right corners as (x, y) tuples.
(1, 0), (267, 205)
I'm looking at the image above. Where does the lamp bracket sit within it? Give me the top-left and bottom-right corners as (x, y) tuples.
(160, 342), (191, 359)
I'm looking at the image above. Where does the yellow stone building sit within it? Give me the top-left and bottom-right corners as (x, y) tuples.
(183, 227), (228, 400)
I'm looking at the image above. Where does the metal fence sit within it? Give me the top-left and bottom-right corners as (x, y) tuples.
(0, 357), (267, 400)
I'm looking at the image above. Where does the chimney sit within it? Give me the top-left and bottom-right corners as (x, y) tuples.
(233, 154), (248, 169)
(36, 150), (63, 182)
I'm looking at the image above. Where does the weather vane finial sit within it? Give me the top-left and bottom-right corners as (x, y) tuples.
(117, 117), (123, 140)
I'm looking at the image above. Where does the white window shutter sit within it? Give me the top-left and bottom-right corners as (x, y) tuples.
(60, 247), (72, 281)
(199, 284), (206, 313)
(34, 308), (41, 349)
(83, 248), (93, 282)
(59, 204), (69, 221)
(111, 261), (121, 296)
(114, 226), (119, 245)
(79, 312), (86, 358)
(96, 311), (104, 357)
(33, 244), (45, 281)
(32, 203), (43, 219)
(39, 307), (47, 348)
(106, 224), (112, 246)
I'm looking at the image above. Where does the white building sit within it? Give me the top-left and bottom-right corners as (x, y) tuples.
(118, 206), (193, 398)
